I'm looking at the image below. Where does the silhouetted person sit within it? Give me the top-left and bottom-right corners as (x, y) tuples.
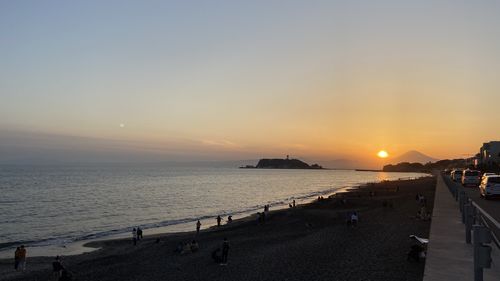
(196, 220), (201, 234)
(216, 216), (222, 226)
(293, 200), (296, 207)
(227, 216), (232, 224)
(14, 247), (20, 271)
(221, 238), (230, 265)
(52, 256), (64, 280)
(18, 245), (26, 271)
(132, 228), (137, 246)
(137, 227), (143, 240)
(190, 240), (199, 252)
(350, 212), (359, 227)
(174, 242), (183, 253)
(212, 248), (222, 263)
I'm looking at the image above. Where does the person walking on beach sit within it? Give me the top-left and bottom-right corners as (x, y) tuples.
(52, 256), (64, 280)
(227, 215), (232, 224)
(18, 245), (27, 271)
(137, 227), (143, 240)
(14, 247), (20, 271)
(293, 200), (296, 207)
(221, 238), (230, 265)
(196, 220), (201, 234)
(217, 215), (222, 227)
(132, 228), (137, 246)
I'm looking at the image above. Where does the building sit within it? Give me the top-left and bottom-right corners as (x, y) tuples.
(479, 141), (500, 166)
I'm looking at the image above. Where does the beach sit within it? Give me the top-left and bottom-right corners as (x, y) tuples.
(1, 176), (436, 281)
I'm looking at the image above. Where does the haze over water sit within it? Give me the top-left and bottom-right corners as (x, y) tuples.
(0, 164), (424, 257)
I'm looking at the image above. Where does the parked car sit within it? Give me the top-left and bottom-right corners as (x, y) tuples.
(481, 172), (496, 182)
(451, 169), (463, 182)
(461, 170), (481, 187)
(479, 175), (500, 199)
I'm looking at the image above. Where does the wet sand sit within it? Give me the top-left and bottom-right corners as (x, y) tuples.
(1, 176), (436, 281)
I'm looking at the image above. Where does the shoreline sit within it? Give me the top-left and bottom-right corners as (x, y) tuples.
(0, 174), (430, 260)
(1, 175), (436, 281)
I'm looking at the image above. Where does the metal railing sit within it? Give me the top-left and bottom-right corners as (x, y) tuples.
(443, 174), (499, 281)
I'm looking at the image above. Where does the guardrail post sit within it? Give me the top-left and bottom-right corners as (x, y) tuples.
(460, 192), (467, 223)
(472, 205), (477, 225)
(460, 191), (466, 210)
(458, 191), (462, 210)
(465, 204), (473, 244)
(473, 225), (493, 281)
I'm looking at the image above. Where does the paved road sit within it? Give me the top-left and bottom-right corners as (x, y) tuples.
(442, 175), (500, 243)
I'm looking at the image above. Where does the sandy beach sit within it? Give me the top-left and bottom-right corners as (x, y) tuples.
(1, 176), (436, 281)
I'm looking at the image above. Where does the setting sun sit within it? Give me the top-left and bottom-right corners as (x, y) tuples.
(377, 150), (389, 158)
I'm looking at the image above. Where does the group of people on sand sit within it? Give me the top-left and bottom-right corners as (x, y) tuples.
(211, 237), (230, 265)
(193, 219), (232, 265)
(13, 247), (72, 281)
(175, 240), (199, 254)
(415, 194), (430, 220)
(288, 199), (296, 208)
(216, 215), (233, 227)
(189, 219), (233, 265)
(14, 245), (27, 272)
(347, 211), (359, 227)
(51, 256), (73, 281)
(132, 227), (143, 245)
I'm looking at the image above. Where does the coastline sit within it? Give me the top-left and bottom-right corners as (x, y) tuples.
(1, 176), (436, 281)
(0, 174), (429, 260)
(0, 172), (429, 260)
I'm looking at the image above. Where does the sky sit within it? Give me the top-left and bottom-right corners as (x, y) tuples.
(1, 0), (500, 167)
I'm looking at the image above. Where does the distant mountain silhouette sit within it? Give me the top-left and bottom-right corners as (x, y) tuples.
(389, 150), (437, 164)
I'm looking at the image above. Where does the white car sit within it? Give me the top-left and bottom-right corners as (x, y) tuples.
(482, 173), (496, 182)
(451, 169), (463, 182)
(479, 175), (500, 199)
(461, 170), (481, 187)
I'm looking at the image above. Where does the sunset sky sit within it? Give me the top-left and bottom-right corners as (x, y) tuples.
(1, 1), (500, 167)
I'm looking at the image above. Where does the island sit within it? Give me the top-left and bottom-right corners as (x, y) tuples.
(240, 157), (323, 169)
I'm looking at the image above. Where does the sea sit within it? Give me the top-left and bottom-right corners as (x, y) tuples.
(0, 164), (426, 258)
